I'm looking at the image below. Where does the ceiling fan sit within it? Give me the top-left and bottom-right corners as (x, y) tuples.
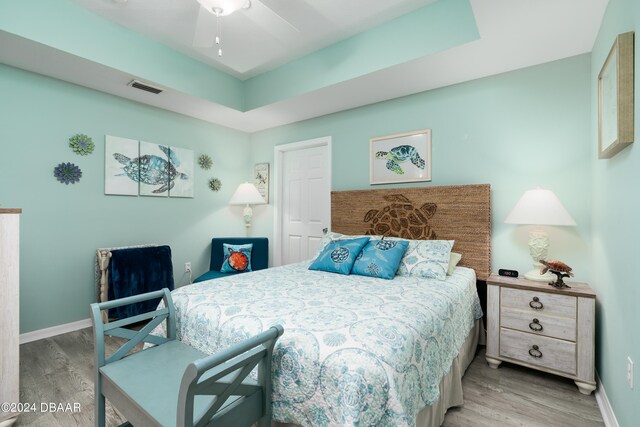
(193, 0), (298, 56)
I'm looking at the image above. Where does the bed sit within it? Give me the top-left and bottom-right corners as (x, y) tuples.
(154, 184), (491, 426)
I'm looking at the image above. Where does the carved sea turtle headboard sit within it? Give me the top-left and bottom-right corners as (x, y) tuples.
(331, 184), (491, 280)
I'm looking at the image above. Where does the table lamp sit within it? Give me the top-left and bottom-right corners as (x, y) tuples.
(229, 182), (265, 228)
(504, 187), (576, 281)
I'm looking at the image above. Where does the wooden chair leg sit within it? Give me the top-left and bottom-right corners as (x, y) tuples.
(95, 382), (105, 427)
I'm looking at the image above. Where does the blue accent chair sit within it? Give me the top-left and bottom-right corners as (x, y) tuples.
(194, 237), (269, 283)
(91, 289), (284, 427)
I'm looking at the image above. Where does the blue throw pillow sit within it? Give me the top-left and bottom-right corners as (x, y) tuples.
(309, 237), (369, 275)
(220, 243), (253, 273)
(351, 239), (409, 279)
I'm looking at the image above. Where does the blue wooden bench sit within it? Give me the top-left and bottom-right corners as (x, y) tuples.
(90, 289), (284, 427)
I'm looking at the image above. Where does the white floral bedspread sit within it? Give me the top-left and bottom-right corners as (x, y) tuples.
(153, 262), (482, 427)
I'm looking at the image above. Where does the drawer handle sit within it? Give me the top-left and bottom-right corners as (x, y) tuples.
(529, 318), (543, 332)
(528, 345), (543, 358)
(529, 297), (544, 310)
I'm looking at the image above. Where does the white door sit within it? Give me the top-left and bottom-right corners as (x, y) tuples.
(276, 138), (331, 265)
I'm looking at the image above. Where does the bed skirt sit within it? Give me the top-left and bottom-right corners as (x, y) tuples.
(273, 318), (484, 427)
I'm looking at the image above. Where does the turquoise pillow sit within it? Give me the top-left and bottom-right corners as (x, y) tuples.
(352, 239), (409, 279)
(220, 243), (253, 273)
(308, 237), (369, 275)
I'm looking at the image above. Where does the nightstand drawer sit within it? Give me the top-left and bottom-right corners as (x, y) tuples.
(501, 306), (576, 341)
(500, 328), (576, 375)
(501, 287), (576, 319)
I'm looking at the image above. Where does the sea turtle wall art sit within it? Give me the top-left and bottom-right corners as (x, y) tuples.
(370, 129), (432, 184)
(375, 145), (425, 175)
(138, 141), (175, 197)
(166, 145), (194, 198)
(104, 135), (194, 197)
(105, 135), (139, 196)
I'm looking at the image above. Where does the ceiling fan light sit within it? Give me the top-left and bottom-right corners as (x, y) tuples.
(196, 0), (246, 16)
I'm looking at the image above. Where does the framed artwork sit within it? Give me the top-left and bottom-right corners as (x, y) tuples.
(254, 162), (269, 203)
(105, 135), (139, 196)
(168, 146), (194, 198)
(370, 129), (432, 185)
(105, 136), (195, 198)
(139, 141), (169, 197)
(598, 31), (634, 159)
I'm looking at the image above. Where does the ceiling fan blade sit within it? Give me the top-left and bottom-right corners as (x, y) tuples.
(193, 6), (217, 47)
(244, 0), (299, 42)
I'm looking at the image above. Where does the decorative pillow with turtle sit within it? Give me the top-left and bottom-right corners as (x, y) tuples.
(351, 238), (410, 280)
(220, 243), (253, 273)
(309, 237), (370, 275)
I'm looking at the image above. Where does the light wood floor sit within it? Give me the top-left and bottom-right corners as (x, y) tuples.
(15, 328), (604, 426)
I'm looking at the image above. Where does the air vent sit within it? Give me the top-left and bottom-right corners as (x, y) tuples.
(128, 80), (163, 95)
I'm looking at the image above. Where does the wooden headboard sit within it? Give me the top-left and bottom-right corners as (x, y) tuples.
(331, 184), (491, 280)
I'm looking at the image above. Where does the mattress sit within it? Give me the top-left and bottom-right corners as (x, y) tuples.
(152, 262), (482, 426)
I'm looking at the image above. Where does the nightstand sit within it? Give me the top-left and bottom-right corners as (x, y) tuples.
(485, 273), (596, 395)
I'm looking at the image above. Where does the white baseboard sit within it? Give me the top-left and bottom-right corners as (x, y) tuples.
(19, 318), (92, 345)
(595, 371), (620, 427)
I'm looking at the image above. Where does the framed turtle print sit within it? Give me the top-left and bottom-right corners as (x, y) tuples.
(598, 31), (634, 159)
(370, 129), (431, 185)
(105, 135), (139, 196)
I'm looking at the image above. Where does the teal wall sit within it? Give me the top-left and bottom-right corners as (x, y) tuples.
(0, 0), (477, 113)
(0, 64), (251, 333)
(250, 54), (592, 283)
(590, 0), (639, 425)
(0, 0), (244, 110)
(244, 0), (479, 110)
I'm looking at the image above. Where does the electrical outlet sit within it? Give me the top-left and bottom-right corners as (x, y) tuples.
(185, 262), (192, 273)
(628, 357), (634, 389)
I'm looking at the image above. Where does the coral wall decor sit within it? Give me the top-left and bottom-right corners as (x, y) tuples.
(208, 178), (222, 192)
(69, 133), (95, 155)
(198, 154), (213, 170)
(54, 162), (82, 184)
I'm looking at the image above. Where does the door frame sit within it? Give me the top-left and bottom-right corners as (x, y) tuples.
(273, 136), (332, 266)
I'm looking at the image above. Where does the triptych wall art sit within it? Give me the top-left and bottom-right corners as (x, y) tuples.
(105, 135), (194, 197)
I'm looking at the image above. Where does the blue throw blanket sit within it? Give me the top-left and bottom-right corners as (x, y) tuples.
(108, 245), (174, 319)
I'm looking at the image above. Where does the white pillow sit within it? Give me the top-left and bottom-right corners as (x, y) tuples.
(395, 239), (455, 280)
(447, 252), (462, 275)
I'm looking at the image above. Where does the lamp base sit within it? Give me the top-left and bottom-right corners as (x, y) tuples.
(243, 205), (253, 228)
(524, 262), (555, 282)
(525, 231), (553, 282)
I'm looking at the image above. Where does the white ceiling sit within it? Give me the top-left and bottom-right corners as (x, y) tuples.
(73, 0), (438, 79)
(1, 0), (608, 132)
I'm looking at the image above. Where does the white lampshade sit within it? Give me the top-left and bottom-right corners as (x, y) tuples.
(229, 182), (265, 205)
(504, 188), (576, 226)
